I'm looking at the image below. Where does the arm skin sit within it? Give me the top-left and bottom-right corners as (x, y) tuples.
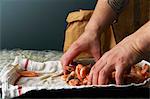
(88, 21), (150, 85)
(132, 21), (150, 60)
(61, 0), (124, 71)
(85, 0), (117, 34)
(85, 0), (128, 33)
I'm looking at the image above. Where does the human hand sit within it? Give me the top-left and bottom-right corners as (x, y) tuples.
(61, 30), (101, 74)
(88, 35), (144, 85)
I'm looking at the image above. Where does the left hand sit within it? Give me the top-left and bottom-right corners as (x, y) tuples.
(87, 35), (144, 85)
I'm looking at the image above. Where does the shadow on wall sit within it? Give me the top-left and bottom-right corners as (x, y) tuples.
(0, 0), (96, 51)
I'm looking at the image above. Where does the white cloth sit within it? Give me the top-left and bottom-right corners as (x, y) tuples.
(0, 56), (150, 99)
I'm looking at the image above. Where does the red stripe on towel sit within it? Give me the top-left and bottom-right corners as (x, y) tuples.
(24, 59), (29, 70)
(18, 85), (22, 96)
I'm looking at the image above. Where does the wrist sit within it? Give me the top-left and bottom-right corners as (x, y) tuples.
(135, 35), (150, 59)
(84, 24), (100, 34)
(83, 27), (100, 41)
(128, 32), (149, 61)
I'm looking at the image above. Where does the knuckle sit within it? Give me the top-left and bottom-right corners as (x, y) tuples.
(93, 69), (99, 75)
(102, 52), (109, 59)
(106, 60), (112, 66)
(99, 69), (107, 76)
(117, 56), (126, 65)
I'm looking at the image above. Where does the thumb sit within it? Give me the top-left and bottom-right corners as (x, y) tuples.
(61, 42), (82, 66)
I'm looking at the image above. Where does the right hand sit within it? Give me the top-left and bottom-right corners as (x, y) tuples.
(61, 30), (101, 74)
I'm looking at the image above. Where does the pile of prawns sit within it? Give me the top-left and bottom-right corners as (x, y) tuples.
(17, 62), (150, 86)
(62, 62), (150, 86)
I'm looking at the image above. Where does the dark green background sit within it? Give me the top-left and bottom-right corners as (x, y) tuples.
(0, 0), (96, 51)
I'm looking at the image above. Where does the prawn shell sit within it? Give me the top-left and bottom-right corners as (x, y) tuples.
(64, 65), (76, 72)
(142, 64), (149, 71)
(66, 71), (75, 82)
(75, 64), (83, 81)
(61, 74), (68, 81)
(68, 79), (80, 86)
(80, 66), (90, 79)
(141, 64), (149, 75)
(18, 71), (39, 77)
(82, 77), (88, 85)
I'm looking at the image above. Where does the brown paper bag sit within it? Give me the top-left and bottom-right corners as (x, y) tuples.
(63, 10), (116, 60)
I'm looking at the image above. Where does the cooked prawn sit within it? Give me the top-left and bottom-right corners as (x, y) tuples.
(68, 79), (80, 86)
(66, 71), (75, 82)
(75, 64), (83, 81)
(18, 71), (39, 77)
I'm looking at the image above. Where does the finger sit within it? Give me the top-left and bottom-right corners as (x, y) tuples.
(61, 42), (82, 66)
(98, 64), (114, 85)
(88, 52), (109, 85)
(98, 69), (108, 85)
(92, 69), (99, 85)
(115, 65), (124, 85)
(87, 66), (94, 85)
(91, 58), (107, 85)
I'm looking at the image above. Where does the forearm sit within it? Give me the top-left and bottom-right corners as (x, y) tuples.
(131, 21), (150, 60)
(85, 0), (128, 33)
